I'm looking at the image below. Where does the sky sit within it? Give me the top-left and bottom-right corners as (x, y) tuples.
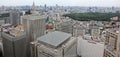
(0, 0), (120, 7)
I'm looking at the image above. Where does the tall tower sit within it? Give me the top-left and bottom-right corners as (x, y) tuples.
(32, 2), (35, 11)
(10, 11), (22, 25)
(22, 15), (46, 41)
(31, 2), (39, 15)
(22, 15), (46, 57)
(1, 29), (27, 57)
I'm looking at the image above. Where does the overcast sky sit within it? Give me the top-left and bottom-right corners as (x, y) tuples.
(0, 0), (120, 7)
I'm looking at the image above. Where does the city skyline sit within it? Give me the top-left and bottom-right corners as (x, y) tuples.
(0, 0), (120, 7)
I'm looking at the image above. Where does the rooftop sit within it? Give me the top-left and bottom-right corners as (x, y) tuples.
(37, 31), (72, 48)
(61, 21), (73, 26)
(83, 34), (101, 43)
(90, 26), (99, 29)
(22, 15), (46, 20)
(2, 25), (24, 37)
(0, 13), (10, 18)
(76, 25), (85, 30)
(106, 28), (120, 34)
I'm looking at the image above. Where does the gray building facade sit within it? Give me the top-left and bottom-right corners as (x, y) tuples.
(0, 11), (22, 25)
(30, 31), (77, 57)
(1, 32), (27, 57)
(57, 22), (73, 35)
(22, 15), (46, 57)
(22, 15), (46, 41)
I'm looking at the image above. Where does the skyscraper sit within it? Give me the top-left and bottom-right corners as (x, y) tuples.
(22, 15), (46, 41)
(32, 2), (35, 11)
(9, 11), (22, 25)
(22, 15), (46, 57)
(1, 27), (26, 57)
(0, 11), (22, 25)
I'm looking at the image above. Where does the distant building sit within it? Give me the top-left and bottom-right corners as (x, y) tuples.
(0, 10), (22, 25)
(9, 11), (22, 25)
(0, 20), (5, 25)
(90, 26), (100, 37)
(30, 31), (77, 57)
(104, 29), (120, 57)
(73, 25), (86, 37)
(30, 2), (39, 15)
(0, 12), (10, 24)
(32, 2), (35, 11)
(1, 28), (26, 57)
(57, 21), (73, 35)
(0, 11), (22, 25)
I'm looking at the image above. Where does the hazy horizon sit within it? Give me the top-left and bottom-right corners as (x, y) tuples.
(0, 0), (120, 7)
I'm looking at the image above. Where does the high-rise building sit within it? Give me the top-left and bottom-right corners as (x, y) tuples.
(1, 27), (27, 57)
(22, 15), (46, 41)
(9, 11), (22, 25)
(30, 2), (39, 15)
(22, 15), (46, 57)
(104, 29), (120, 57)
(0, 11), (22, 25)
(30, 31), (77, 57)
(32, 2), (35, 11)
(0, 20), (5, 25)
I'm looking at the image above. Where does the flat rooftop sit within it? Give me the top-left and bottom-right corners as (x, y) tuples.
(37, 31), (72, 48)
(22, 15), (46, 20)
(2, 25), (25, 37)
(107, 28), (120, 34)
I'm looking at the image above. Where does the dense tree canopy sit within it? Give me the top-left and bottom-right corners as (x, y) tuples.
(63, 13), (120, 21)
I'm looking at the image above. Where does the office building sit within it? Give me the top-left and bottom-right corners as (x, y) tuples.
(22, 15), (46, 41)
(57, 22), (73, 35)
(1, 26), (27, 57)
(0, 11), (22, 25)
(9, 11), (22, 25)
(30, 31), (77, 57)
(73, 25), (86, 37)
(30, 2), (39, 15)
(22, 15), (46, 57)
(90, 26), (100, 37)
(104, 29), (120, 57)
(0, 12), (10, 24)
(77, 36), (104, 57)
(0, 20), (5, 25)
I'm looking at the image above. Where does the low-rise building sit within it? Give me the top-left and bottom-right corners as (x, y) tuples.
(57, 21), (73, 35)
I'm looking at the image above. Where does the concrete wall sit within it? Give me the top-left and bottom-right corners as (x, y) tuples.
(77, 37), (104, 57)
